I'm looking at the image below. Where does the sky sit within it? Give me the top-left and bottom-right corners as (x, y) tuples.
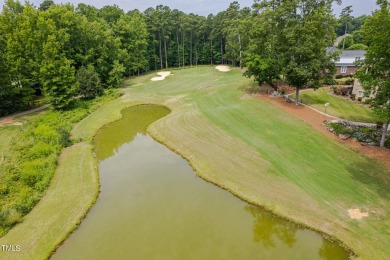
(0, 0), (379, 16)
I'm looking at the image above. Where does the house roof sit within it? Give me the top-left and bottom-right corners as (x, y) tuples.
(326, 47), (366, 66)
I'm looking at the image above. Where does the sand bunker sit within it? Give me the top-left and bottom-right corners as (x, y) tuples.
(215, 65), (231, 72)
(348, 209), (369, 220)
(151, 71), (171, 81)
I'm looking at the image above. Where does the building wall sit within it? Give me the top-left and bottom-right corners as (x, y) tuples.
(336, 66), (359, 75)
(352, 79), (376, 99)
(352, 79), (365, 98)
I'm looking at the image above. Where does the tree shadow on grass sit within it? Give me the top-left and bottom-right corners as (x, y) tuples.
(346, 160), (390, 199)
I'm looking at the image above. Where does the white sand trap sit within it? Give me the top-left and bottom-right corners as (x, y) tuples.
(151, 71), (171, 81)
(215, 65), (231, 72)
(348, 209), (369, 220)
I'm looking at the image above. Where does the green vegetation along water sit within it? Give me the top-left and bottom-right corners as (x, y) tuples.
(52, 105), (349, 260)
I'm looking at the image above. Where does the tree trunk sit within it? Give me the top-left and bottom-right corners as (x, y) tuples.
(154, 42), (157, 71)
(177, 31), (180, 68)
(195, 41), (198, 66)
(210, 39), (213, 65)
(380, 120), (389, 148)
(164, 36), (168, 69)
(220, 36), (223, 64)
(295, 87), (299, 106)
(182, 29), (185, 67)
(190, 30), (193, 66)
(159, 32), (163, 70)
(238, 34), (242, 73)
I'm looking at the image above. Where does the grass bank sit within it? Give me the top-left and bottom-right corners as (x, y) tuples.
(1, 67), (388, 259)
(292, 87), (377, 123)
(0, 143), (98, 260)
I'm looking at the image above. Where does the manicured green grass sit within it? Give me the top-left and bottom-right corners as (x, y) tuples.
(293, 87), (377, 123)
(2, 67), (388, 259)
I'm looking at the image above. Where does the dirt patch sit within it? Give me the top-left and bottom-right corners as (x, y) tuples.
(348, 209), (369, 220)
(0, 118), (14, 127)
(0, 119), (23, 127)
(257, 94), (390, 167)
(215, 65), (231, 72)
(151, 71), (171, 81)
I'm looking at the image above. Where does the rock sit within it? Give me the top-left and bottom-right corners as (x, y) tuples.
(361, 142), (376, 146)
(338, 134), (350, 140)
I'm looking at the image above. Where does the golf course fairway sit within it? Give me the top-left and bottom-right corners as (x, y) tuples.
(0, 66), (388, 259)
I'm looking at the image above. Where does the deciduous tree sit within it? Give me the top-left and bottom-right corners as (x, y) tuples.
(356, 0), (390, 147)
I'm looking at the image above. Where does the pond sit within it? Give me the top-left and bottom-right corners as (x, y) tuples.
(52, 105), (349, 260)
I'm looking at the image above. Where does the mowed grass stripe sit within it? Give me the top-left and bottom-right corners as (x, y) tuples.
(0, 143), (98, 260)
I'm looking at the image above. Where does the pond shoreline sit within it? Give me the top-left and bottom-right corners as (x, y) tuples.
(52, 104), (351, 259)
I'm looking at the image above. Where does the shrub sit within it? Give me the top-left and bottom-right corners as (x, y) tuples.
(385, 138), (390, 149)
(76, 65), (103, 99)
(345, 79), (354, 85)
(351, 94), (356, 100)
(352, 127), (377, 142)
(328, 122), (352, 135)
(29, 142), (56, 159)
(322, 77), (337, 85)
(57, 127), (72, 147)
(332, 86), (342, 95)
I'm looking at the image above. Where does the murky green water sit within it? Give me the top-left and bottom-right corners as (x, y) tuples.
(52, 105), (349, 260)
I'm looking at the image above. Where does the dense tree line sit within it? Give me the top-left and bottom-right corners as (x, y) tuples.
(0, 0), (148, 114)
(0, 0), (383, 116)
(0, 0), (253, 116)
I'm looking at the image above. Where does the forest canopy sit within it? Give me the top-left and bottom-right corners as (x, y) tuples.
(0, 0), (367, 115)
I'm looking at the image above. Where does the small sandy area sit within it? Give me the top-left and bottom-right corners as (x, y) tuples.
(151, 71), (171, 81)
(215, 65), (231, 72)
(0, 118), (14, 127)
(0, 118), (24, 127)
(348, 209), (369, 220)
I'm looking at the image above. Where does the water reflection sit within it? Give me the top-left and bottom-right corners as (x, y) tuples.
(246, 205), (299, 248)
(94, 105), (170, 161)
